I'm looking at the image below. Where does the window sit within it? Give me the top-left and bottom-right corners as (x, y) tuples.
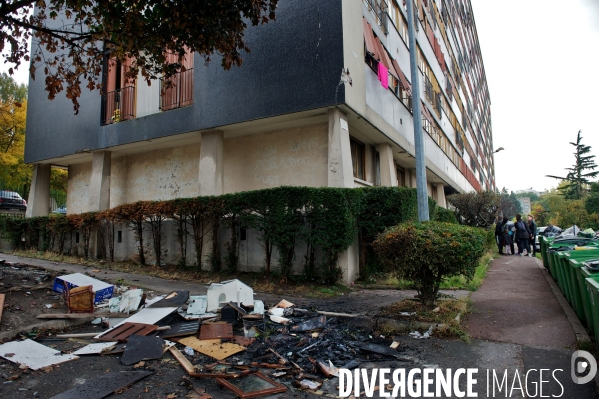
(117, 231), (122, 243)
(396, 165), (406, 187)
(160, 48), (194, 111)
(350, 138), (366, 180)
(101, 57), (136, 125)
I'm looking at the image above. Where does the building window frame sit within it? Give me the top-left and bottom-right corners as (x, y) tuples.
(350, 137), (366, 181)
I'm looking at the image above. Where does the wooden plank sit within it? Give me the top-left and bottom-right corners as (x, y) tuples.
(38, 312), (136, 319)
(0, 294), (4, 323)
(96, 322), (158, 342)
(179, 337), (245, 361)
(199, 323), (233, 340)
(168, 347), (195, 375)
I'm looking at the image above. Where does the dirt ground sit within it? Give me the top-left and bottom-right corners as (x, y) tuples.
(0, 263), (67, 336)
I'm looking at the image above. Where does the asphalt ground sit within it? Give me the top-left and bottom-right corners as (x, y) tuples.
(0, 253), (597, 398)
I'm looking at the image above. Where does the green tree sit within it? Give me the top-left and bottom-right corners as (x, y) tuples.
(447, 191), (500, 228)
(0, 73), (30, 192)
(585, 182), (599, 215)
(0, 0), (278, 112)
(547, 131), (599, 200)
(498, 188), (522, 219)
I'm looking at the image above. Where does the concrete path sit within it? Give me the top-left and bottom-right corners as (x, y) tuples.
(465, 254), (577, 348)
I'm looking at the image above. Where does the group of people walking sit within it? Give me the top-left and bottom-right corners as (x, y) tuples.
(494, 214), (537, 256)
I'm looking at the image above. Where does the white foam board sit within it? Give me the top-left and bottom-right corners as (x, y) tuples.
(0, 339), (79, 370)
(72, 342), (118, 355)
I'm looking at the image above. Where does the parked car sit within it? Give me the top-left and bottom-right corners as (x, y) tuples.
(0, 190), (27, 211)
(52, 205), (67, 215)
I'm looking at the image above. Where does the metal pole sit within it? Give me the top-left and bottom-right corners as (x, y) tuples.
(406, 0), (429, 221)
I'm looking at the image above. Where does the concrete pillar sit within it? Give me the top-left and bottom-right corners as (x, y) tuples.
(327, 108), (358, 285)
(26, 164), (51, 218)
(435, 183), (446, 208)
(199, 130), (224, 196)
(377, 143), (397, 187)
(327, 108), (354, 188)
(88, 151), (111, 212)
(88, 151), (111, 259)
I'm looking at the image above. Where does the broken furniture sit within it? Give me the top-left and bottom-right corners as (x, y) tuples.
(199, 322), (234, 340)
(178, 337), (246, 361)
(206, 279), (253, 312)
(121, 335), (165, 365)
(64, 283), (95, 313)
(53, 272), (114, 303)
(216, 372), (287, 398)
(96, 322), (158, 342)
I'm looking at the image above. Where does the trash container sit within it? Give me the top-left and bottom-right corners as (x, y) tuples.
(541, 236), (554, 269)
(577, 264), (599, 334)
(561, 251), (599, 322)
(584, 278), (599, 345)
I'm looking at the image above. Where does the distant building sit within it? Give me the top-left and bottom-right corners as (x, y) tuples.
(515, 188), (543, 197)
(518, 197), (531, 215)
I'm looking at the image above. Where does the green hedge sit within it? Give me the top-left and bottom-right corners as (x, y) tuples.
(374, 221), (487, 306)
(3, 186), (455, 283)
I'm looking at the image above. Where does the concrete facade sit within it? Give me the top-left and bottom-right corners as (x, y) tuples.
(25, 0), (493, 285)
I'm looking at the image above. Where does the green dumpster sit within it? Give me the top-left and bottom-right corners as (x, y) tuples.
(556, 247), (599, 305)
(561, 251), (599, 322)
(577, 264), (599, 334)
(585, 278), (599, 345)
(541, 236), (554, 268)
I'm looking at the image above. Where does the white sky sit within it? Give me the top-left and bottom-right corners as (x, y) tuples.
(471, 0), (599, 193)
(3, 1), (599, 194)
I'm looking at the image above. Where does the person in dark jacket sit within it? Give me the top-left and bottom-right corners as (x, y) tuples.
(495, 216), (505, 255)
(527, 214), (537, 257)
(514, 214), (531, 256)
(502, 223), (513, 255)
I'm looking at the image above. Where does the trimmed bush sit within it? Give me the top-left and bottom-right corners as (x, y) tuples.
(374, 221), (487, 306)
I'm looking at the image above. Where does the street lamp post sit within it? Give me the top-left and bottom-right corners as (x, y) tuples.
(406, 1), (429, 222)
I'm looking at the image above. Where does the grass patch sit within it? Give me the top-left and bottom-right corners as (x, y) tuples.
(379, 297), (471, 341)
(361, 250), (494, 291)
(11, 249), (349, 298)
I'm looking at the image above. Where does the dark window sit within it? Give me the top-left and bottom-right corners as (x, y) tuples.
(350, 138), (366, 180)
(240, 228), (247, 241)
(375, 151), (381, 186)
(117, 231), (122, 243)
(75, 232), (80, 244)
(396, 165), (406, 187)
(160, 47), (194, 111)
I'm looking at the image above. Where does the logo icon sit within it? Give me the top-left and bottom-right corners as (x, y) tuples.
(571, 350), (597, 384)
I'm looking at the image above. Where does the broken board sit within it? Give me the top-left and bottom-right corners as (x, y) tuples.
(157, 320), (200, 339)
(72, 342), (118, 355)
(199, 323), (233, 340)
(0, 339), (79, 370)
(147, 290), (189, 308)
(96, 322), (158, 342)
(121, 335), (165, 366)
(178, 337), (246, 361)
(49, 371), (152, 399)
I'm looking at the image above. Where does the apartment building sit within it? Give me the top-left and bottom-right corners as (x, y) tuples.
(24, 0), (494, 283)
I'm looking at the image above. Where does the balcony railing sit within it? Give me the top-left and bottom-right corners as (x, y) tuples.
(101, 86), (135, 125)
(160, 69), (194, 111)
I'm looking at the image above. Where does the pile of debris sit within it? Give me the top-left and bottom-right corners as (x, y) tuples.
(0, 273), (418, 398)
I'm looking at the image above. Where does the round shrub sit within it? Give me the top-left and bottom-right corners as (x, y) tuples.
(373, 221), (486, 306)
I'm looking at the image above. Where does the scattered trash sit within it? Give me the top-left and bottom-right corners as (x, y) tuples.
(148, 291), (189, 308)
(216, 372), (287, 398)
(290, 316), (326, 332)
(296, 379), (322, 390)
(269, 315), (291, 325)
(275, 299), (294, 309)
(199, 323), (233, 340)
(409, 326), (433, 339)
(186, 296), (208, 315)
(118, 289), (144, 314)
(72, 342), (117, 356)
(390, 341), (400, 349)
(121, 335), (165, 366)
(251, 300), (265, 315)
(47, 371), (152, 399)
(206, 279), (253, 312)
(91, 317), (103, 325)
(96, 322), (159, 342)
(64, 284), (95, 313)
(178, 337), (246, 361)
(53, 273), (114, 303)
(0, 339), (78, 370)
(399, 312), (417, 317)
(184, 346), (195, 356)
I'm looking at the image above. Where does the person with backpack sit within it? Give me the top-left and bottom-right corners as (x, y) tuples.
(515, 214), (532, 256)
(527, 214), (537, 256)
(495, 216), (505, 255)
(502, 223), (513, 255)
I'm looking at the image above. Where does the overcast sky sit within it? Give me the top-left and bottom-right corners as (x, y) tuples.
(471, 0), (599, 193)
(3, 1), (599, 194)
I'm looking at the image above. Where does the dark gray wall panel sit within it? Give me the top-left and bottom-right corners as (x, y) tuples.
(25, 0), (344, 164)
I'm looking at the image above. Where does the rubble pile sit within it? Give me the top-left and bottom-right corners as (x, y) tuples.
(0, 271), (419, 398)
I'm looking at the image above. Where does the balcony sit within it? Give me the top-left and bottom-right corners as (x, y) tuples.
(101, 86), (135, 125)
(160, 69), (194, 111)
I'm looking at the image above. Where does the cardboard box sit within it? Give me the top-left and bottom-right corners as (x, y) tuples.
(53, 273), (114, 304)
